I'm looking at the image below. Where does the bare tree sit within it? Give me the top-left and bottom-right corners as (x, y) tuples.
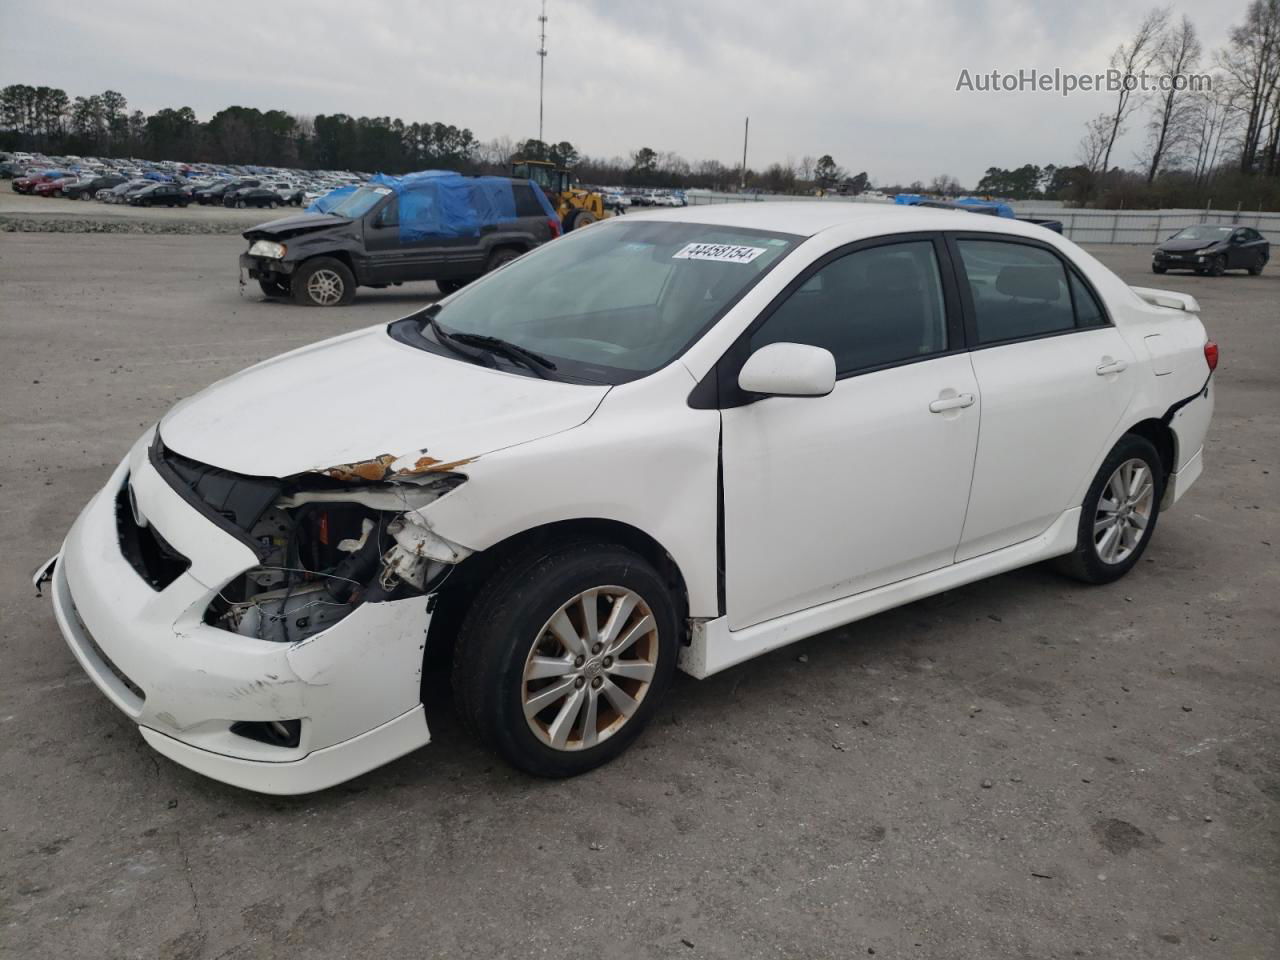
(1215, 0), (1280, 172)
(798, 154), (816, 182)
(1144, 15), (1202, 181)
(1098, 7), (1171, 173)
(1079, 114), (1112, 172)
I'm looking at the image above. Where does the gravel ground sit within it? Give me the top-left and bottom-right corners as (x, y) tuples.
(0, 231), (1276, 960)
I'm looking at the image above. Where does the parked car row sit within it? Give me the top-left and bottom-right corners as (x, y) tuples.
(2, 150), (367, 211)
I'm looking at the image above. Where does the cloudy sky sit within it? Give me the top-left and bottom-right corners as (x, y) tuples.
(0, 0), (1237, 185)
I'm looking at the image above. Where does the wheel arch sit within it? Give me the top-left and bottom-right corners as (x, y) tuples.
(425, 517), (692, 662)
(1122, 417), (1176, 483)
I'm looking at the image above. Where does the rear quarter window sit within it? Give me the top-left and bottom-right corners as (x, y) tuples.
(513, 183), (547, 218)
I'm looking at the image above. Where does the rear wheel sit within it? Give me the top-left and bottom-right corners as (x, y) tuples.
(485, 247), (522, 273)
(79, 192), (91, 201)
(235, 199), (246, 209)
(451, 542), (678, 777)
(292, 257), (355, 307)
(1054, 433), (1164, 585)
(436, 277), (472, 295)
(268, 199), (279, 209)
(1248, 252), (1266, 275)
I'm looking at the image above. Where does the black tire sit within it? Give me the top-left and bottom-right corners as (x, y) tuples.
(291, 257), (356, 307)
(257, 277), (290, 298)
(1248, 253), (1266, 275)
(1151, 264), (1166, 274)
(235, 199), (246, 209)
(268, 199), (279, 209)
(563, 208), (597, 232)
(451, 542), (679, 777)
(1208, 254), (1226, 276)
(436, 277), (472, 295)
(484, 247), (522, 273)
(79, 192), (91, 201)
(1054, 433), (1165, 585)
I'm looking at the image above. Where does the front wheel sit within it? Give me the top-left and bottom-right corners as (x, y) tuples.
(452, 543), (679, 777)
(292, 257), (356, 307)
(257, 277), (291, 298)
(1054, 433), (1164, 584)
(1151, 264), (1166, 274)
(235, 199), (246, 209)
(268, 200), (279, 209)
(563, 208), (597, 231)
(1208, 254), (1226, 277)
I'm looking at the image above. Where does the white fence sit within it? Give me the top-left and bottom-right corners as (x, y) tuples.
(683, 191), (1280, 245)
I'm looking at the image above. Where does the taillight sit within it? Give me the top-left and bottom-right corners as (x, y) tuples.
(547, 217), (561, 238)
(1204, 340), (1219, 372)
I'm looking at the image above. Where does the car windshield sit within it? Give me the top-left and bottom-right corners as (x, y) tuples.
(326, 185), (391, 219)
(1172, 225), (1232, 241)
(395, 219), (799, 384)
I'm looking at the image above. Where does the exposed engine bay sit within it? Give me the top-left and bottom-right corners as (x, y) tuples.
(194, 467), (470, 644)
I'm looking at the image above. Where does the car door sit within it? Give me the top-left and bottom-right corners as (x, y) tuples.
(720, 235), (981, 630)
(362, 194), (411, 282)
(948, 234), (1138, 561)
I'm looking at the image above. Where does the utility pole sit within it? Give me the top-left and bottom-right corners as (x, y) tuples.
(740, 117), (749, 191)
(537, 0), (548, 145)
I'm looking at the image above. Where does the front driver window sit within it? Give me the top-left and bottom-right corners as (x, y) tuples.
(750, 240), (948, 375)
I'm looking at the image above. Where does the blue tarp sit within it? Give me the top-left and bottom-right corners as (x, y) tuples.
(954, 196), (1015, 218)
(307, 171), (556, 237)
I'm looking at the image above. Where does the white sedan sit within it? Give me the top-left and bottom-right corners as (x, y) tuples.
(37, 203), (1216, 794)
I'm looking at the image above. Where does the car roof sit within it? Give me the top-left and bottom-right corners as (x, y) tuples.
(630, 200), (1054, 242)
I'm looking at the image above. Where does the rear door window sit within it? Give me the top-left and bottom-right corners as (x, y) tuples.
(955, 240), (1075, 344)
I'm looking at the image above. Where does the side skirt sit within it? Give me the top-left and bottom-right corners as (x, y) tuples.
(679, 507), (1080, 679)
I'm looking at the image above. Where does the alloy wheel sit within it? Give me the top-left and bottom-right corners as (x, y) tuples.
(521, 586), (659, 751)
(306, 269), (345, 306)
(1093, 458), (1155, 565)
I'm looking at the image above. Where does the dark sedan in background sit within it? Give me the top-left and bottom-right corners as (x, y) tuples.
(1153, 224), (1270, 276)
(127, 183), (189, 207)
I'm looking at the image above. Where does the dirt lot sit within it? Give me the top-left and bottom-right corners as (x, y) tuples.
(0, 231), (1276, 960)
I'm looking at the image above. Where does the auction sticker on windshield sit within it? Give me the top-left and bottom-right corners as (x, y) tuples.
(673, 242), (768, 263)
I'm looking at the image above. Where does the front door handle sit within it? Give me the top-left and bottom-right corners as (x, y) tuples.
(928, 392), (976, 413)
(1096, 359), (1128, 376)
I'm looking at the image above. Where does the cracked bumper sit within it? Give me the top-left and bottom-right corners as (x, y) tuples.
(43, 432), (433, 795)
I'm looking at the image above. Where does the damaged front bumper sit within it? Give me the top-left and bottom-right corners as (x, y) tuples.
(41, 432), (435, 795)
(239, 253), (296, 282)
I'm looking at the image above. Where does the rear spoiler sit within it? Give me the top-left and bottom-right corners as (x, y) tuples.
(1130, 286), (1201, 314)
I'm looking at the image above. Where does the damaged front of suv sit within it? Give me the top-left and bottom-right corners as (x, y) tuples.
(34, 316), (610, 795)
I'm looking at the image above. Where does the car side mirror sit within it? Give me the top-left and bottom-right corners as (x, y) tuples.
(738, 342), (836, 398)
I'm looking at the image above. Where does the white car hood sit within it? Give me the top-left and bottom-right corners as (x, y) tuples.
(159, 325), (609, 479)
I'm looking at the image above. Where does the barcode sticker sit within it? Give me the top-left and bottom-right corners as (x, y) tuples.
(672, 242), (767, 263)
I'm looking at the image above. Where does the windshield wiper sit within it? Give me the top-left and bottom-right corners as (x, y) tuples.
(419, 306), (556, 378)
(447, 333), (557, 378)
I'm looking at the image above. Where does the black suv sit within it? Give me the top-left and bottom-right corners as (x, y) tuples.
(240, 178), (559, 306)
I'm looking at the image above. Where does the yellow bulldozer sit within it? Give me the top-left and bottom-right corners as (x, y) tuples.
(512, 158), (606, 232)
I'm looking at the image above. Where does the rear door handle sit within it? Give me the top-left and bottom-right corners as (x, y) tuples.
(928, 393), (976, 413)
(1096, 359), (1128, 375)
